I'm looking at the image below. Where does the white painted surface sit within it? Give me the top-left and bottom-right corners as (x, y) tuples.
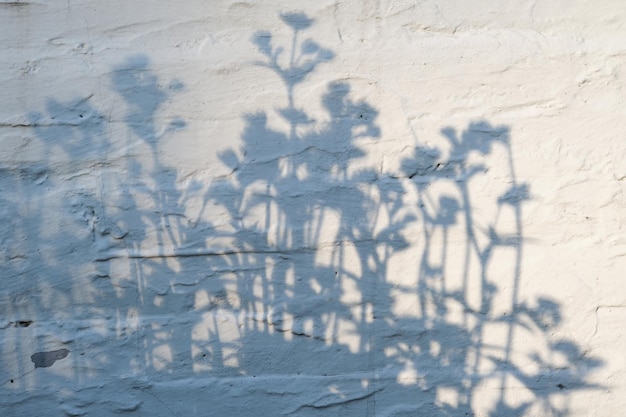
(1, 1), (624, 415)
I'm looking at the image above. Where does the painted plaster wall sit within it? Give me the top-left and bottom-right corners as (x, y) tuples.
(1, 1), (625, 415)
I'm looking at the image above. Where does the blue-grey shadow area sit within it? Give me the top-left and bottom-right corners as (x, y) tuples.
(0, 92), (114, 402)
(1, 12), (603, 417)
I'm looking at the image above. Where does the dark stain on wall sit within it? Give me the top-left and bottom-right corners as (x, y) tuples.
(0, 2), (32, 7)
(31, 349), (70, 368)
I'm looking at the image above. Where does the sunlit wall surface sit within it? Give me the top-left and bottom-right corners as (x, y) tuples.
(1, 1), (624, 416)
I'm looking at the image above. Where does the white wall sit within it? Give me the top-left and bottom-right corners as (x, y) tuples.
(1, 1), (624, 415)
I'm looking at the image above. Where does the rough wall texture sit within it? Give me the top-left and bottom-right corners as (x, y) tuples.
(1, 1), (624, 416)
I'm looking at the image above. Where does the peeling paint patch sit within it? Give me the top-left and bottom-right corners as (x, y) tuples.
(31, 349), (70, 368)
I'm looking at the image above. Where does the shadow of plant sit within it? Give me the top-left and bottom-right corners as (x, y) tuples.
(2, 11), (602, 417)
(197, 12), (602, 417)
